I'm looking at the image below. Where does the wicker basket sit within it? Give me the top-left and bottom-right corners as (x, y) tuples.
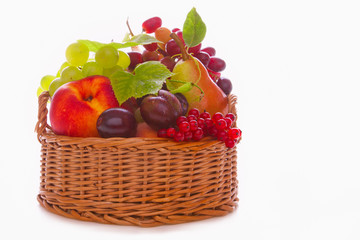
(35, 91), (239, 227)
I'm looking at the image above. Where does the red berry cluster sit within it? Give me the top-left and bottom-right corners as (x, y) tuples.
(157, 108), (242, 148)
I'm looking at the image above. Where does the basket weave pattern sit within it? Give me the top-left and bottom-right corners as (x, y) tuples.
(35, 91), (239, 227)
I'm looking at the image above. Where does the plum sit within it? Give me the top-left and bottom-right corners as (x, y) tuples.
(140, 90), (182, 130)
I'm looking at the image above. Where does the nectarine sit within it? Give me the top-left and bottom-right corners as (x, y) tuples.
(49, 76), (119, 137)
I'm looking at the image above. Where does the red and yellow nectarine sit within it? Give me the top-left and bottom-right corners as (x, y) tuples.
(49, 76), (119, 137)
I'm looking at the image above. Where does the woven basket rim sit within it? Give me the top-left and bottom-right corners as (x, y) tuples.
(36, 91), (239, 145)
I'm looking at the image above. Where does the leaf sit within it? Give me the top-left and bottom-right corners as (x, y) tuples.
(110, 61), (173, 105)
(127, 33), (162, 45)
(183, 7), (207, 47)
(78, 34), (161, 52)
(77, 40), (106, 52)
(168, 82), (193, 94)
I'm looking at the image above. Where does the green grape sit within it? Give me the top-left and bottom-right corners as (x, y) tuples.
(65, 42), (89, 66)
(117, 50), (131, 69)
(103, 65), (123, 78)
(82, 61), (103, 76)
(37, 86), (44, 97)
(56, 62), (70, 77)
(60, 66), (85, 83)
(40, 75), (56, 91)
(48, 78), (63, 96)
(95, 45), (119, 69)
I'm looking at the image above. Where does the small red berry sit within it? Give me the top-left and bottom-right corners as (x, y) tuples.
(228, 128), (242, 140)
(192, 128), (204, 141)
(174, 131), (184, 142)
(197, 117), (205, 128)
(188, 108), (200, 118)
(208, 125), (218, 136)
(204, 118), (214, 128)
(200, 111), (211, 119)
(184, 131), (193, 141)
(215, 119), (227, 130)
(189, 119), (198, 131)
(178, 121), (190, 132)
(166, 128), (176, 138)
(187, 115), (197, 122)
(157, 128), (167, 138)
(224, 117), (233, 129)
(217, 130), (228, 141)
(212, 112), (224, 123)
(176, 116), (187, 125)
(225, 113), (236, 122)
(225, 139), (236, 148)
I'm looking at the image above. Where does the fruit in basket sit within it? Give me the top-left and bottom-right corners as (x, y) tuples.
(38, 7), (241, 147)
(65, 42), (89, 66)
(140, 90), (182, 130)
(158, 108), (241, 148)
(135, 122), (158, 137)
(49, 76), (119, 137)
(96, 108), (137, 138)
(169, 36), (228, 115)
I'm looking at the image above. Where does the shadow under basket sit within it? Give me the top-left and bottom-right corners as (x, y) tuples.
(35, 91), (240, 227)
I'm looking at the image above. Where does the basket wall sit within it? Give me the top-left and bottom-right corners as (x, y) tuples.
(36, 91), (239, 227)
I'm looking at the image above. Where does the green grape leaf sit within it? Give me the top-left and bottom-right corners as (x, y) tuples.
(126, 33), (162, 45)
(110, 61), (173, 105)
(183, 7), (207, 47)
(77, 40), (106, 52)
(78, 34), (161, 52)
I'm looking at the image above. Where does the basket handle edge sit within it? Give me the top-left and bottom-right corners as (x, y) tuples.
(35, 91), (51, 142)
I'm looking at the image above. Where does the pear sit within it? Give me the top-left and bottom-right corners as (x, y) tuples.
(169, 33), (228, 115)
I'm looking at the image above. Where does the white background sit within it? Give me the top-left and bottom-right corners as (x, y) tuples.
(1, 0), (360, 239)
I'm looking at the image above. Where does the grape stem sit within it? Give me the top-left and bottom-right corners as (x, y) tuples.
(167, 79), (204, 100)
(126, 17), (134, 37)
(170, 33), (189, 61)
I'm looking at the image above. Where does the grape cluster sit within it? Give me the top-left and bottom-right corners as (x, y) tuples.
(37, 42), (131, 97)
(140, 17), (233, 96)
(157, 108), (242, 148)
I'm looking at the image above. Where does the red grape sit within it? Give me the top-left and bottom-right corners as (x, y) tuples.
(160, 56), (176, 71)
(208, 57), (226, 72)
(217, 77), (232, 96)
(142, 50), (159, 62)
(194, 51), (210, 68)
(188, 43), (202, 54)
(142, 17), (162, 33)
(201, 47), (216, 56)
(127, 52), (143, 70)
(165, 39), (181, 56)
(144, 42), (158, 51)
